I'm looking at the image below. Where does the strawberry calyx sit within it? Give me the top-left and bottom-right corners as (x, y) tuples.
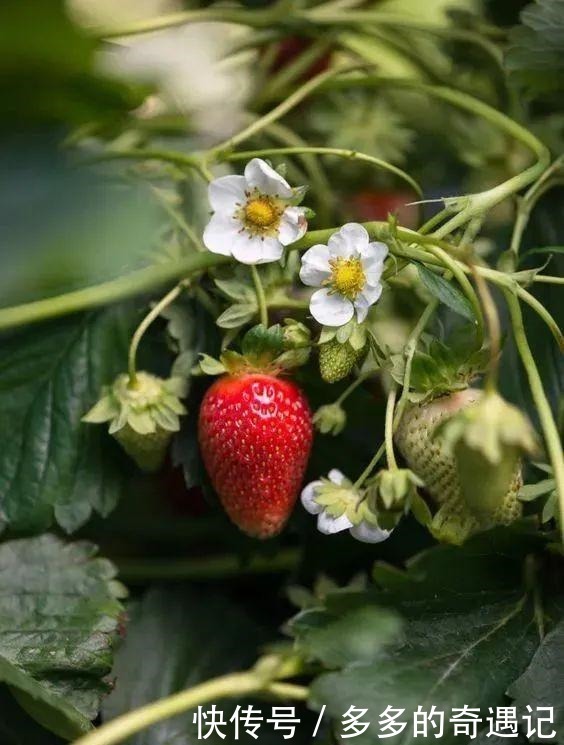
(197, 321), (311, 378)
(387, 328), (490, 404)
(82, 371), (188, 472)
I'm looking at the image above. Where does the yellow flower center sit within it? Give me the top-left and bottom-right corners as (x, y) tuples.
(244, 197), (279, 228)
(329, 257), (366, 300)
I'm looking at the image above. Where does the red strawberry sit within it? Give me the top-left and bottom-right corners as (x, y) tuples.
(198, 373), (313, 538)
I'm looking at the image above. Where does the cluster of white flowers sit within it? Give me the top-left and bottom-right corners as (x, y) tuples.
(204, 158), (388, 323)
(204, 158), (392, 541)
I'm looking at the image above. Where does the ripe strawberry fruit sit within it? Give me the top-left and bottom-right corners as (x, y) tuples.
(395, 388), (522, 544)
(198, 373), (313, 538)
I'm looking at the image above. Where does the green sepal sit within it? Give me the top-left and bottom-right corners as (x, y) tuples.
(242, 324), (285, 363)
(82, 371), (187, 472)
(387, 329), (490, 403)
(313, 403), (347, 436)
(365, 468), (424, 530)
(436, 391), (538, 517)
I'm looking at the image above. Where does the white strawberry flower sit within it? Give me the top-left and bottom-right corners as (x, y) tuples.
(300, 223), (388, 326)
(301, 469), (392, 543)
(203, 158), (308, 265)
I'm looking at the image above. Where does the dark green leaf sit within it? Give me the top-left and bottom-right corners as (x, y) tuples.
(0, 305), (139, 533)
(505, 0), (564, 102)
(103, 585), (309, 745)
(416, 263), (475, 321)
(291, 529), (548, 745)
(508, 620), (564, 741)
(0, 686), (65, 745)
(0, 535), (124, 739)
(293, 605), (402, 669)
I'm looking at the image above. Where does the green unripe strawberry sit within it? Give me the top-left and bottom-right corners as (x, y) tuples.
(113, 424), (174, 472)
(395, 388), (524, 544)
(319, 339), (365, 383)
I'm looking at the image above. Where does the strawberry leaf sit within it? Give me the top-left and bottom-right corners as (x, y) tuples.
(507, 620), (564, 740)
(290, 529), (555, 744)
(416, 263), (476, 321)
(0, 305), (138, 533)
(505, 0), (564, 103)
(103, 585), (311, 744)
(0, 535), (124, 740)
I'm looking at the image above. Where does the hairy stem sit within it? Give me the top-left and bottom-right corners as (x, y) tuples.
(251, 265), (269, 327)
(208, 66), (350, 159)
(354, 442), (386, 488)
(72, 670), (308, 745)
(223, 146), (422, 198)
(385, 386), (398, 470)
(127, 282), (186, 385)
(336, 371), (373, 405)
(117, 548), (301, 582)
(393, 299), (439, 427)
(503, 290), (564, 541)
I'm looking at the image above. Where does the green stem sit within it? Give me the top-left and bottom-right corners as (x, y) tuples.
(503, 289), (564, 541)
(250, 265), (268, 327)
(264, 122), (334, 224)
(207, 66), (354, 159)
(72, 671), (308, 745)
(354, 442), (386, 488)
(326, 75), (550, 236)
(223, 145), (422, 198)
(533, 275), (564, 285)
(127, 282), (186, 385)
(117, 548), (300, 583)
(95, 7), (279, 37)
(2, 221), (560, 341)
(509, 156), (564, 262)
(385, 386), (398, 470)
(471, 265), (501, 392)
(255, 38), (333, 106)
(85, 147), (208, 180)
(393, 299), (439, 427)
(0, 252), (228, 332)
(336, 371), (372, 405)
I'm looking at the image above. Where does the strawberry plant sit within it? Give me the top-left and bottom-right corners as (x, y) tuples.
(0, 0), (563, 743)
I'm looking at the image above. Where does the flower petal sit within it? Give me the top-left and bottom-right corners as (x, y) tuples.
(328, 222), (369, 260)
(208, 175), (247, 214)
(203, 213), (239, 256)
(278, 206), (307, 246)
(310, 288), (354, 327)
(354, 283), (383, 322)
(301, 481), (323, 515)
(350, 521), (392, 544)
(317, 510), (354, 535)
(299, 244), (331, 287)
(231, 233), (283, 265)
(328, 469), (345, 485)
(359, 240), (388, 265)
(244, 158), (293, 198)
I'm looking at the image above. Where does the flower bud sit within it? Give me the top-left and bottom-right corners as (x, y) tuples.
(365, 468), (423, 530)
(313, 403), (347, 436)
